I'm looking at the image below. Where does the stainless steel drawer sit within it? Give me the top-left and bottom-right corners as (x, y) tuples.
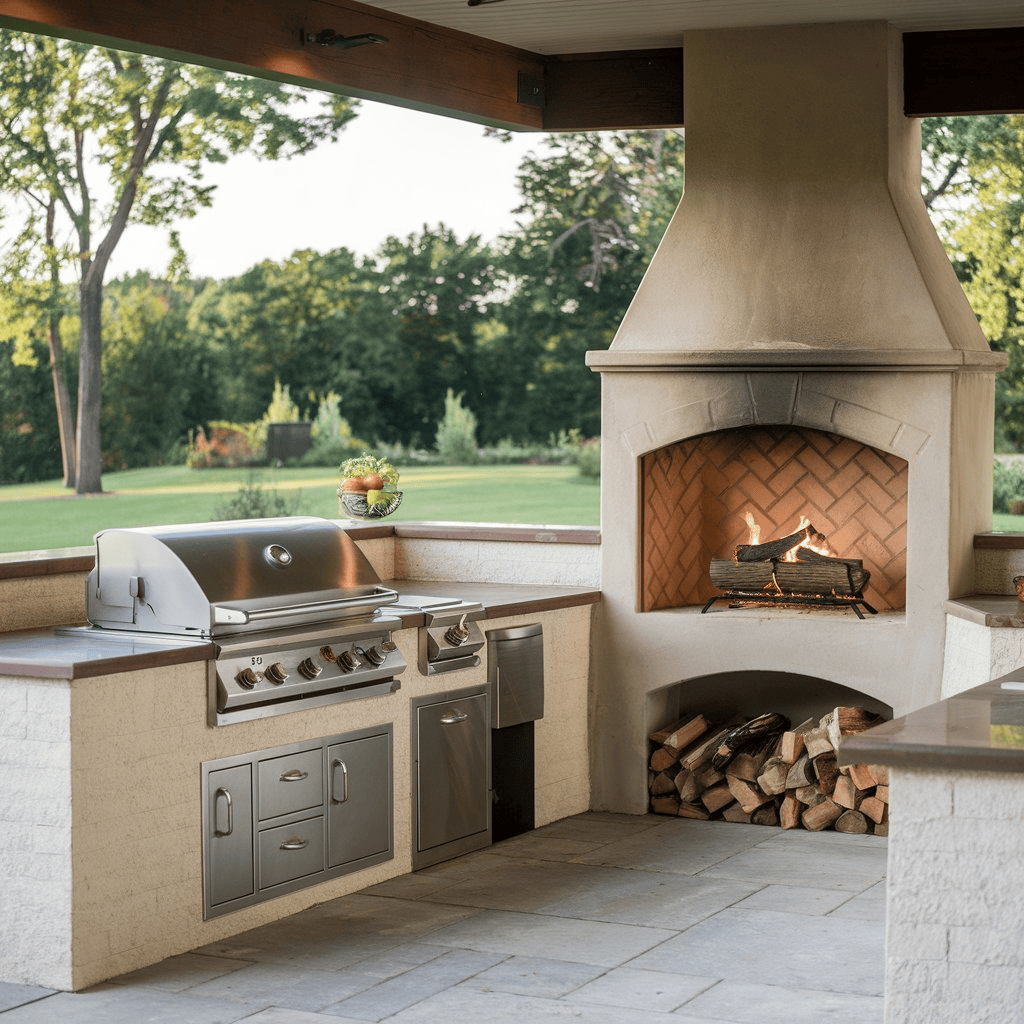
(258, 815), (325, 888)
(258, 748), (323, 820)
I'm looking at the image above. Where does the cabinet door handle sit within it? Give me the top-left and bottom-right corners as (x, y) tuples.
(279, 836), (309, 851)
(331, 758), (349, 803)
(440, 711), (469, 724)
(214, 787), (233, 837)
(280, 768), (308, 782)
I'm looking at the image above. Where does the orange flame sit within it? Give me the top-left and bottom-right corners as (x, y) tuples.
(743, 511), (834, 561)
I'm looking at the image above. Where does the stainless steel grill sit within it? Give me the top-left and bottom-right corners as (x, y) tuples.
(84, 517), (407, 725)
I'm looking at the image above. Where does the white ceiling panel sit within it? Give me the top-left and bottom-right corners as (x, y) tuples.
(359, 0), (1024, 54)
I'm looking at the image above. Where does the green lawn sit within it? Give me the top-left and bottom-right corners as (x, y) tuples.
(0, 464), (600, 554)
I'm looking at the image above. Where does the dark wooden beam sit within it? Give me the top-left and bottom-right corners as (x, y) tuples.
(0, 0), (547, 130)
(543, 50), (683, 131)
(2, 2), (1022, 127)
(0, 0), (682, 132)
(905, 27), (1024, 116)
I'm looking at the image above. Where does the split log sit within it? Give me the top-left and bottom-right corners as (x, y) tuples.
(785, 754), (816, 790)
(727, 775), (774, 814)
(874, 785), (889, 805)
(677, 802), (711, 820)
(825, 707), (885, 752)
(780, 791), (802, 829)
(722, 804), (753, 824)
(651, 772), (679, 797)
(735, 524), (816, 562)
(710, 712), (790, 770)
(813, 752), (840, 796)
(873, 821), (889, 837)
(803, 726), (834, 759)
(751, 803), (780, 827)
(860, 796), (888, 825)
(870, 765), (890, 787)
(650, 795), (680, 815)
(676, 770), (701, 803)
(834, 810), (869, 834)
(650, 713), (711, 756)
(650, 747), (679, 773)
(726, 749), (768, 783)
(693, 765), (725, 790)
(848, 763), (879, 791)
(802, 797), (843, 832)
(779, 729), (807, 765)
(795, 784), (822, 806)
(681, 725), (739, 772)
(834, 774), (868, 811)
(757, 755), (790, 796)
(702, 781), (736, 814)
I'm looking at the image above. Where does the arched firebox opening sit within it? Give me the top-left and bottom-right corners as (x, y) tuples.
(640, 425), (909, 613)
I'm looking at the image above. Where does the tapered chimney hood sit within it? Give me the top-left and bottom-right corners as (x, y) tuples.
(587, 21), (1005, 372)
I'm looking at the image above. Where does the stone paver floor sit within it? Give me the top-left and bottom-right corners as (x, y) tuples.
(0, 813), (887, 1022)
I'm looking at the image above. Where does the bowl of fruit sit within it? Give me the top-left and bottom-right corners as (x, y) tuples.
(337, 454), (402, 519)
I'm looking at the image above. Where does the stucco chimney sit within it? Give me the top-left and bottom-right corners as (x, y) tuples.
(602, 21), (991, 359)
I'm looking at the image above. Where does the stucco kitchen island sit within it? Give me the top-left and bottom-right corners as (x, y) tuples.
(841, 673), (1024, 1024)
(0, 522), (599, 991)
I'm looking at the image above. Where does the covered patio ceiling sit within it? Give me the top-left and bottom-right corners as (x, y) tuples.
(0, 0), (1022, 130)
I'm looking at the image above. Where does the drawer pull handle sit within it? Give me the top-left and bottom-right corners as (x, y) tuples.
(280, 768), (308, 782)
(214, 787), (233, 836)
(331, 758), (349, 803)
(280, 836), (309, 851)
(440, 711), (469, 725)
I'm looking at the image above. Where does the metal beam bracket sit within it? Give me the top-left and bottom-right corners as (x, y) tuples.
(517, 72), (545, 108)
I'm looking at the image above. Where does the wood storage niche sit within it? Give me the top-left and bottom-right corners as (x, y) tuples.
(640, 426), (908, 612)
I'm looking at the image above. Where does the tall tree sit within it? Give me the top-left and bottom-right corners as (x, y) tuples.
(922, 115), (1024, 448)
(0, 30), (356, 492)
(488, 130), (685, 441)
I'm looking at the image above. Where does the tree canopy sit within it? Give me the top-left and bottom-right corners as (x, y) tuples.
(0, 30), (357, 492)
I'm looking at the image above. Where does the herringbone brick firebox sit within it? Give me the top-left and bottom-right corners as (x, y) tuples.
(640, 426), (909, 613)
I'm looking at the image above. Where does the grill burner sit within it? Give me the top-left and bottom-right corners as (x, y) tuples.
(83, 517), (407, 724)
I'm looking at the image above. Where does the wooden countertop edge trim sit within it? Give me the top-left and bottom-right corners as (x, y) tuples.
(975, 532), (1024, 549)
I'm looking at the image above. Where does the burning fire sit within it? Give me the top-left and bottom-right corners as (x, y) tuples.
(743, 512), (834, 561)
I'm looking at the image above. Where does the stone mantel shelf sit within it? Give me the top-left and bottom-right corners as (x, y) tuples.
(840, 675), (1024, 774)
(585, 348), (1008, 372)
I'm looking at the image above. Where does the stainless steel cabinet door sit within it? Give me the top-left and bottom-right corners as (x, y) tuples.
(327, 732), (391, 868)
(207, 763), (254, 908)
(416, 692), (488, 853)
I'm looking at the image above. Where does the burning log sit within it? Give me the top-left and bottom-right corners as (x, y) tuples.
(708, 558), (870, 597)
(735, 523), (820, 562)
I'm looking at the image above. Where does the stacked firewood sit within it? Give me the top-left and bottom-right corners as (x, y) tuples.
(648, 707), (889, 835)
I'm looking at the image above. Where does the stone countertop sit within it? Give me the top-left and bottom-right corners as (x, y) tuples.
(840, 674), (1024, 773)
(0, 582), (600, 680)
(945, 594), (1024, 627)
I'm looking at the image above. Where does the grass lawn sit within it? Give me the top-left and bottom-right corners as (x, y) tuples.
(0, 464), (600, 554)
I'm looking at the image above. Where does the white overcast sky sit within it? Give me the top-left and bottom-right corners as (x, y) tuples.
(109, 100), (542, 281)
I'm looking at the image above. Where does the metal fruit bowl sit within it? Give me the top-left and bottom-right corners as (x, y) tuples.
(337, 489), (403, 520)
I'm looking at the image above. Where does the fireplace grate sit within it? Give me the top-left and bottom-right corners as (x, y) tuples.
(702, 589), (878, 619)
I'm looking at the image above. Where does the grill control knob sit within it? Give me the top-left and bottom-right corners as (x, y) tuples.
(236, 667), (259, 690)
(337, 650), (358, 673)
(298, 657), (322, 680)
(444, 614), (471, 647)
(265, 662), (289, 685)
(362, 641), (397, 667)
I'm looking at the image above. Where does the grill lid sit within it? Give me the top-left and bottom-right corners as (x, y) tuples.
(87, 517), (397, 637)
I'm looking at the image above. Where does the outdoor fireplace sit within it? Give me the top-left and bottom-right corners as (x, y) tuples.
(585, 21), (1006, 814)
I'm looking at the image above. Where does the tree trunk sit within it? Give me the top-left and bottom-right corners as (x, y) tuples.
(48, 311), (76, 490)
(75, 275), (104, 494)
